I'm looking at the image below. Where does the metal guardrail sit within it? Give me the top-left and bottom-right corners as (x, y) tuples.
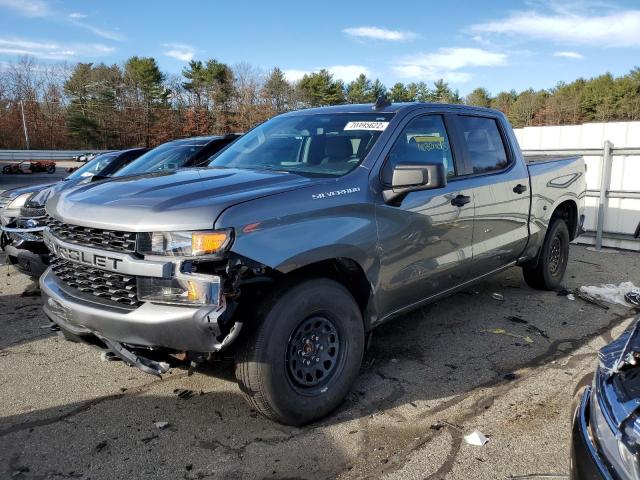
(0, 150), (107, 161)
(522, 143), (640, 250)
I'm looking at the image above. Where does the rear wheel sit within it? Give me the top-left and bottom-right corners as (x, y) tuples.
(235, 278), (364, 425)
(522, 218), (570, 290)
(46, 165), (56, 174)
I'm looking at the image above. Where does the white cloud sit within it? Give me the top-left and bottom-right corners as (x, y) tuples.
(392, 47), (507, 83)
(0, 0), (50, 17)
(162, 43), (195, 62)
(343, 26), (418, 41)
(327, 65), (371, 82)
(401, 48), (507, 70)
(69, 12), (87, 19)
(0, 37), (114, 59)
(471, 9), (640, 47)
(70, 19), (125, 41)
(553, 51), (584, 59)
(282, 69), (309, 82)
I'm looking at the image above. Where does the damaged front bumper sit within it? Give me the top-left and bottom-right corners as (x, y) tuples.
(40, 267), (242, 374)
(1, 225), (49, 277)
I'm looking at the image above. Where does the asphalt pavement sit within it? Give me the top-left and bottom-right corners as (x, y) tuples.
(1, 245), (638, 479)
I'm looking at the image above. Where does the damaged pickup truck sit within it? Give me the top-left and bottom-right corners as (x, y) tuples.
(40, 101), (586, 425)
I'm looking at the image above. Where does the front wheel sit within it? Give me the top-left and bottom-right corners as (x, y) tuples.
(46, 165), (56, 174)
(235, 278), (365, 425)
(2, 166), (9, 174)
(522, 218), (570, 290)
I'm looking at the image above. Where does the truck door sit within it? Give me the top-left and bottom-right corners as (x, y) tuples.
(452, 114), (530, 275)
(375, 113), (474, 316)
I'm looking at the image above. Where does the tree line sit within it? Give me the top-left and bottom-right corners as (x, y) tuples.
(1, 56), (639, 150)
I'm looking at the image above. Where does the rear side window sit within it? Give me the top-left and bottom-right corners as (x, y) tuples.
(383, 114), (455, 182)
(458, 116), (509, 174)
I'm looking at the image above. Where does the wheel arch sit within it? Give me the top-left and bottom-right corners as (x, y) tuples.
(551, 199), (579, 241)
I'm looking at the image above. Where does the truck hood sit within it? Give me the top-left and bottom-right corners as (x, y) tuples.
(46, 168), (318, 231)
(27, 175), (95, 208)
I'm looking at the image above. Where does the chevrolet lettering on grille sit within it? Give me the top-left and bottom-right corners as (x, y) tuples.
(57, 246), (123, 270)
(43, 228), (173, 278)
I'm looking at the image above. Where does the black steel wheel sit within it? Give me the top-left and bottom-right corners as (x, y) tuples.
(286, 316), (342, 389)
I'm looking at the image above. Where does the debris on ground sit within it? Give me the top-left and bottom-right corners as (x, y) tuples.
(482, 328), (533, 344)
(94, 440), (108, 453)
(573, 290), (609, 310)
(505, 475), (569, 479)
(100, 351), (122, 362)
(525, 325), (549, 339)
(566, 294), (575, 301)
(506, 315), (527, 324)
(464, 429), (489, 446)
(174, 388), (195, 400)
(154, 421), (169, 429)
(492, 293), (504, 301)
(20, 289), (41, 297)
(580, 282), (638, 307)
(140, 434), (158, 443)
(503, 373), (518, 381)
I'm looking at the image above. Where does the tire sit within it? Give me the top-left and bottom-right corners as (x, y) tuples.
(522, 218), (570, 290)
(2, 166), (9, 174)
(235, 278), (365, 426)
(47, 165), (56, 174)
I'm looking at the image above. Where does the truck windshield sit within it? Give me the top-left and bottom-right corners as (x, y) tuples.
(65, 152), (119, 181)
(208, 113), (394, 177)
(115, 138), (211, 177)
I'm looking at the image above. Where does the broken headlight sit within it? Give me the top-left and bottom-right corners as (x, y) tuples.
(137, 230), (233, 257)
(5, 193), (31, 210)
(591, 373), (640, 480)
(137, 273), (221, 306)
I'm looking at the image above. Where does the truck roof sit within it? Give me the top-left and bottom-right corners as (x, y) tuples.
(282, 102), (503, 117)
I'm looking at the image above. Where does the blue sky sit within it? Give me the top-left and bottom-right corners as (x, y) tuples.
(0, 0), (639, 95)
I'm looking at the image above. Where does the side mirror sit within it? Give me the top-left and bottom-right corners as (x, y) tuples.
(383, 161), (447, 204)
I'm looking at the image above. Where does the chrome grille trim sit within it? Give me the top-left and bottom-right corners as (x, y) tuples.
(45, 215), (137, 253)
(50, 257), (142, 308)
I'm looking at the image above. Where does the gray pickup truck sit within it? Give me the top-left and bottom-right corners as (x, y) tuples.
(40, 101), (586, 425)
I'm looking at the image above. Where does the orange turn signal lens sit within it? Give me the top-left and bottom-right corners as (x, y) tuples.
(191, 231), (230, 256)
(187, 280), (199, 301)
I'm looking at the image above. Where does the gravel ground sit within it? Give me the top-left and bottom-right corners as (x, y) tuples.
(1, 246), (639, 480)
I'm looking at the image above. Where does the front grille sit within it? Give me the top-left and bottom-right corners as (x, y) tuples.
(45, 215), (137, 253)
(50, 257), (142, 308)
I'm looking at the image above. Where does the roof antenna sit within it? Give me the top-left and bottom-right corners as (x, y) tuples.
(373, 94), (391, 110)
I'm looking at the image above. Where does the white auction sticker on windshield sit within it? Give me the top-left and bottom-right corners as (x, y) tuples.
(344, 121), (389, 131)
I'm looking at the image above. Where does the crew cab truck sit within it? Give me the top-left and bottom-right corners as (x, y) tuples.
(40, 101), (586, 425)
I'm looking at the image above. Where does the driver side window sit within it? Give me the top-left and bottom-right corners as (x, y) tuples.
(383, 115), (455, 183)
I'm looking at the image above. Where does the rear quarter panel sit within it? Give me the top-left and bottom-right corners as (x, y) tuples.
(525, 156), (587, 258)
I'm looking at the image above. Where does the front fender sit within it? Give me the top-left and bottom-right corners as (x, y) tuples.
(228, 208), (378, 278)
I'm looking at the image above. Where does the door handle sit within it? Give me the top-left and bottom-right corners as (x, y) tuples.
(513, 184), (527, 194)
(451, 194), (471, 207)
